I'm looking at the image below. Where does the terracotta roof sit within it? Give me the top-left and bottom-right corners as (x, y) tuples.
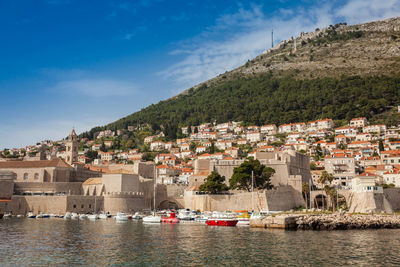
(359, 172), (376, 177)
(0, 158), (73, 169)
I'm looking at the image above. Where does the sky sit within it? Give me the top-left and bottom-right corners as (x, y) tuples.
(1, 0), (400, 149)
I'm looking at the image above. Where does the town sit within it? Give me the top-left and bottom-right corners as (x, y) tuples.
(1, 112), (400, 219)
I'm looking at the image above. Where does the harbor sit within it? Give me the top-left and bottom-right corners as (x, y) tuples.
(1, 216), (400, 266)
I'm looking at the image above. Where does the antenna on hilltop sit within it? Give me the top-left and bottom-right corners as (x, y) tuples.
(271, 28), (274, 48)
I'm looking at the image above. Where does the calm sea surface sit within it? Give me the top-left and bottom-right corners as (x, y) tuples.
(1, 218), (400, 266)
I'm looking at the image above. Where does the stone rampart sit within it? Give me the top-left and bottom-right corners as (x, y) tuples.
(184, 186), (304, 212)
(14, 182), (83, 195)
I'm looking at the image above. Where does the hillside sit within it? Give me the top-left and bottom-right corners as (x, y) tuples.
(85, 17), (400, 138)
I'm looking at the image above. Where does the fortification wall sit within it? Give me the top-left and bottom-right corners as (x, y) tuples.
(137, 162), (155, 179)
(348, 192), (394, 213)
(103, 195), (146, 214)
(184, 186), (303, 212)
(264, 186), (305, 211)
(11, 195), (68, 215)
(14, 182), (83, 195)
(384, 188), (400, 211)
(0, 180), (14, 199)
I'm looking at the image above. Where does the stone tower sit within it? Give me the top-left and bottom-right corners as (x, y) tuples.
(66, 129), (78, 165)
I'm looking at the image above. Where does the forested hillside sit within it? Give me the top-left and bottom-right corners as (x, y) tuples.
(83, 17), (400, 139)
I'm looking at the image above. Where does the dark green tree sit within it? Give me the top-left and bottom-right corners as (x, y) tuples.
(199, 171), (229, 194)
(85, 150), (98, 162)
(100, 141), (106, 152)
(379, 139), (384, 152)
(229, 158), (275, 191)
(142, 152), (155, 162)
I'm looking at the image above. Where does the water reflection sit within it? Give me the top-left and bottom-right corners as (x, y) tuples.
(1, 218), (400, 266)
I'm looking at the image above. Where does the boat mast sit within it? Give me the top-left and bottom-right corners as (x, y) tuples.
(153, 164), (156, 212)
(251, 171), (254, 212)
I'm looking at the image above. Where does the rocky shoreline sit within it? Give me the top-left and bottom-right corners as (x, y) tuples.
(296, 214), (400, 230)
(250, 213), (400, 230)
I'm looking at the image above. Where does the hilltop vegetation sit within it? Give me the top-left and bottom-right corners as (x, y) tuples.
(84, 18), (400, 139)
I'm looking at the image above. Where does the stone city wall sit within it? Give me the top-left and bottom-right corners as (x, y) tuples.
(0, 180), (14, 199)
(184, 186), (304, 212)
(14, 182), (83, 195)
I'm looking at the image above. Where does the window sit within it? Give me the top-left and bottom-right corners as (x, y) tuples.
(34, 173), (39, 180)
(81, 204), (84, 209)
(73, 204), (76, 208)
(89, 204), (92, 209)
(23, 173), (28, 180)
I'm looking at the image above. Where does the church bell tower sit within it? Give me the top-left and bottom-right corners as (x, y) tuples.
(66, 129), (78, 165)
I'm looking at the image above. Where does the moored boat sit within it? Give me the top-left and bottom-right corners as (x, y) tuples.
(115, 212), (129, 221)
(161, 212), (180, 224)
(27, 212), (36, 218)
(88, 214), (99, 220)
(235, 211), (250, 226)
(3, 213), (12, 219)
(79, 214), (88, 220)
(206, 218), (238, 227)
(64, 212), (72, 219)
(98, 213), (108, 220)
(206, 212), (238, 226)
(71, 213), (79, 219)
(143, 212), (161, 223)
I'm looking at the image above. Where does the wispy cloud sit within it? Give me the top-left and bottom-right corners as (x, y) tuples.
(336, 0), (400, 24)
(51, 78), (137, 98)
(40, 69), (137, 98)
(123, 25), (148, 40)
(159, 0), (400, 89)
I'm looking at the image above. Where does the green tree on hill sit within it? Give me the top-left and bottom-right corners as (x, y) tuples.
(199, 171), (229, 194)
(229, 158), (275, 191)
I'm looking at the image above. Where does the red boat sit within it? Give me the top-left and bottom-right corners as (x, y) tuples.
(161, 212), (180, 224)
(206, 218), (238, 227)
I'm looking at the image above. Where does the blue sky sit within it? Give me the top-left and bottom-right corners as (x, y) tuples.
(1, 0), (399, 149)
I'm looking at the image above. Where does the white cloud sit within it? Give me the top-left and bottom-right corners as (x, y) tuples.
(159, 0), (400, 89)
(41, 69), (138, 98)
(336, 0), (400, 24)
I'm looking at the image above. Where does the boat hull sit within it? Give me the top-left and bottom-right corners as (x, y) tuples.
(206, 219), (238, 226)
(143, 216), (161, 223)
(161, 217), (180, 224)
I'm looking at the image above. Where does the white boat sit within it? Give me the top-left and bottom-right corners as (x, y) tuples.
(71, 213), (79, 219)
(16, 214), (24, 218)
(27, 212), (36, 218)
(64, 212), (72, 219)
(79, 214), (88, 220)
(99, 213), (108, 220)
(115, 212), (129, 221)
(177, 209), (193, 221)
(236, 217), (250, 226)
(142, 165), (162, 224)
(142, 214), (161, 223)
(133, 212), (145, 220)
(36, 213), (44, 218)
(88, 214), (99, 220)
(3, 213), (12, 219)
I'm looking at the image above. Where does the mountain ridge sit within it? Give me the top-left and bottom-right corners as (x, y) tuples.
(83, 17), (400, 138)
